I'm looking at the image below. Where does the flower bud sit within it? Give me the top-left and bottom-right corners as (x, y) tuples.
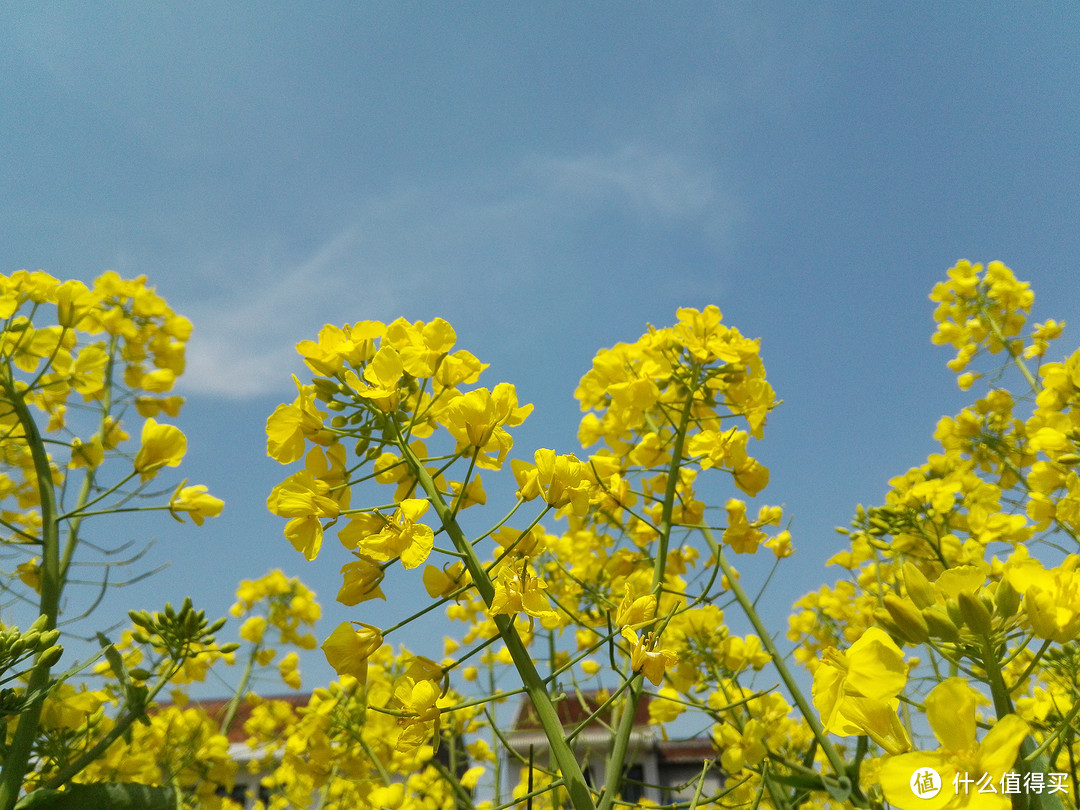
(872, 609), (908, 645)
(945, 598), (965, 630)
(995, 579), (1021, 619)
(39, 630), (60, 648)
(36, 645), (63, 668)
(883, 595), (930, 643)
(903, 562), (936, 609)
(922, 606), (961, 643)
(958, 591), (993, 636)
(129, 610), (155, 630)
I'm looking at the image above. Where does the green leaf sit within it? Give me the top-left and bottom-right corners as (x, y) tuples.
(15, 783), (177, 810)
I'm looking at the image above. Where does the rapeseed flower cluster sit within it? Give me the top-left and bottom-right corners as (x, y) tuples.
(9, 262), (1080, 810)
(0, 271), (226, 810)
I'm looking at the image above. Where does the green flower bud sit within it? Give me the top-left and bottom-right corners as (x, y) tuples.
(129, 610), (156, 630)
(883, 594), (930, 643)
(871, 609), (919, 646)
(39, 629), (60, 648)
(958, 591), (993, 636)
(903, 562), (936, 609)
(995, 578), (1021, 619)
(36, 645), (63, 668)
(946, 598), (965, 630)
(922, 606), (961, 643)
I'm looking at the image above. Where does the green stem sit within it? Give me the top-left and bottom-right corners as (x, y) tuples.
(42, 658), (186, 790)
(980, 634), (1014, 719)
(389, 417), (597, 810)
(217, 640), (262, 739)
(0, 377), (62, 810)
(57, 333), (117, 584)
(980, 301), (1039, 393)
(706, 528), (857, 803)
(598, 388), (696, 810)
(977, 635), (1067, 810)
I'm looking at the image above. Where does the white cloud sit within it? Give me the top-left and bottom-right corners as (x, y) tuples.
(533, 145), (716, 219)
(179, 144), (731, 398)
(182, 226), (398, 398)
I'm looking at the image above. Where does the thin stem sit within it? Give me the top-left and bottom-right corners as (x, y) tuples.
(705, 527), (857, 802)
(599, 388), (696, 810)
(0, 374), (62, 810)
(387, 416), (597, 810)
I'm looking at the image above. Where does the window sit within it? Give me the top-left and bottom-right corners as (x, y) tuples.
(622, 764), (645, 803)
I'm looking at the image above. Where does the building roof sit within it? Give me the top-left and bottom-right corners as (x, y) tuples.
(657, 739), (715, 764)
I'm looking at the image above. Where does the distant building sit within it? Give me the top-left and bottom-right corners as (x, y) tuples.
(504, 692), (723, 805)
(183, 693), (469, 809)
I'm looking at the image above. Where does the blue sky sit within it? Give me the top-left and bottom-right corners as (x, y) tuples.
(2, 4), (1079, 695)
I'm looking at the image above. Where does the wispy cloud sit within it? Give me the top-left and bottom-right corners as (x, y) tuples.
(180, 144), (732, 399)
(533, 146), (716, 219)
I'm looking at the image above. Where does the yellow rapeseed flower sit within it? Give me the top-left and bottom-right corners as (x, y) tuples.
(133, 418), (187, 481)
(812, 627), (910, 754)
(879, 679), (1028, 810)
(321, 621), (382, 682)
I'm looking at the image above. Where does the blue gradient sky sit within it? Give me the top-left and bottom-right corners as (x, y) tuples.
(2, 4), (1078, 694)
